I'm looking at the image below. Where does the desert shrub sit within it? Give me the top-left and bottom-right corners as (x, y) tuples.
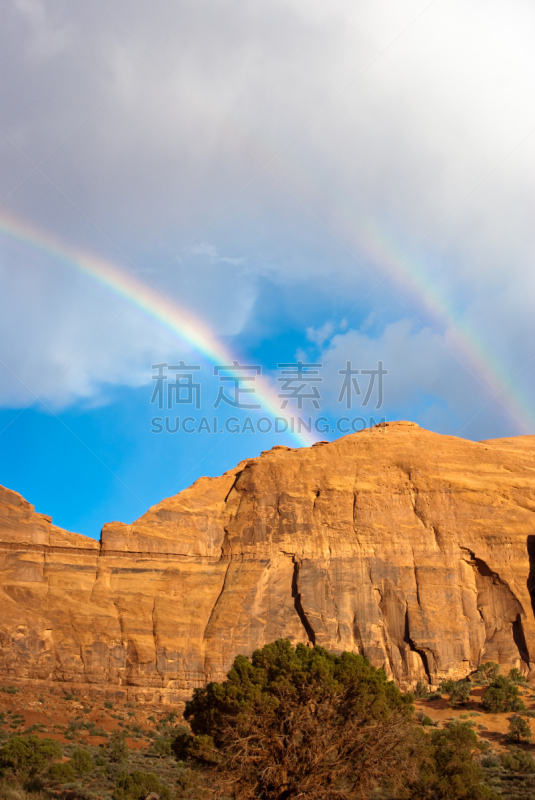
(481, 676), (526, 713)
(416, 710), (436, 727)
(427, 691), (442, 701)
(176, 764), (206, 798)
(473, 662), (500, 685)
(507, 715), (532, 742)
(481, 753), (500, 769)
(0, 776), (45, 798)
(104, 701), (113, 709)
(0, 735), (61, 777)
(171, 726), (194, 760)
(438, 679), (472, 707)
(187, 734), (219, 765)
(414, 680), (430, 698)
(508, 667), (528, 685)
(402, 722), (498, 800)
(107, 731), (129, 764)
(24, 725), (46, 735)
(112, 770), (172, 800)
(499, 745), (535, 773)
(48, 761), (77, 782)
(70, 747), (93, 776)
(90, 727), (108, 738)
(171, 728), (218, 765)
(150, 733), (174, 758)
(448, 682), (471, 708)
(185, 638), (417, 800)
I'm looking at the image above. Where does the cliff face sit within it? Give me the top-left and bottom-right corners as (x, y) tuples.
(1, 421), (535, 703)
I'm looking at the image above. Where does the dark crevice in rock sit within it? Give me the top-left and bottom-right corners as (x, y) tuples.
(203, 562), (231, 642)
(223, 470), (244, 503)
(352, 617), (364, 655)
(220, 529), (231, 561)
(513, 614), (530, 665)
(462, 546), (529, 663)
(403, 607), (431, 683)
(527, 535), (535, 619)
(291, 559), (315, 646)
(462, 547), (526, 611)
(411, 499), (427, 530)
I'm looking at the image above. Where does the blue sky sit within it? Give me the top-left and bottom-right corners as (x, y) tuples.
(1, 0), (534, 539)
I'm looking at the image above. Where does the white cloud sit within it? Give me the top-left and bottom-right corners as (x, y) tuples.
(315, 318), (533, 438)
(0, 0), (534, 425)
(306, 321), (335, 347)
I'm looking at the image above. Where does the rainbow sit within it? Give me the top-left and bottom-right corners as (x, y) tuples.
(336, 218), (534, 434)
(222, 112), (535, 434)
(264, 145), (533, 433)
(0, 211), (316, 447)
(0, 208), (532, 437)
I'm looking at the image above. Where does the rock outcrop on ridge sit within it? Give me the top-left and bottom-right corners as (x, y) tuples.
(1, 421), (535, 703)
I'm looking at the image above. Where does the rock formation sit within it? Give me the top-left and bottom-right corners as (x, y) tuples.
(1, 421), (535, 703)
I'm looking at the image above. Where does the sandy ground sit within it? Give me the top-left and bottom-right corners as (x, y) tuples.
(0, 682), (173, 750)
(1, 679), (534, 753)
(415, 684), (535, 753)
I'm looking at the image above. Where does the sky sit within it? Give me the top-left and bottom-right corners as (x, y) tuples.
(1, 0), (534, 539)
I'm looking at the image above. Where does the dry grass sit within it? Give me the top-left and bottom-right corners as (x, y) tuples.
(0, 778), (47, 800)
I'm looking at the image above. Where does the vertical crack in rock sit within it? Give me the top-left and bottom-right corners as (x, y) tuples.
(352, 617), (364, 655)
(400, 465), (442, 551)
(43, 548), (51, 605)
(291, 558), (315, 646)
(68, 608), (84, 673)
(351, 492), (365, 550)
(513, 614), (530, 665)
(410, 546), (422, 606)
(203, 561), (231, 642)
(223, 470), (244, 503)
(152, 597), (163, 683)
(409, 492), (426, 530)
(220, 530), (231, 562)
(113, 600), (126, 648)
(527, 535), (535, 619)
(403, 606), (431, 683)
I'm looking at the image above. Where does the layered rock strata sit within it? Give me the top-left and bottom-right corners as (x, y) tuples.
(1, 421), (535, 703)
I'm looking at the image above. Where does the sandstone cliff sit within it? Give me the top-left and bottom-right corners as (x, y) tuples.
(1, 422), (535, 703)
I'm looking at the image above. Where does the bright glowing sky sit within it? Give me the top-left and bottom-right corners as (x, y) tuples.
(1, 0), (534, 537)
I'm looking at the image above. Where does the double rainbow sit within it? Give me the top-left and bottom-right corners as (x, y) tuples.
(0, 211), (315, 447)
(0, 208), (532, 437)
